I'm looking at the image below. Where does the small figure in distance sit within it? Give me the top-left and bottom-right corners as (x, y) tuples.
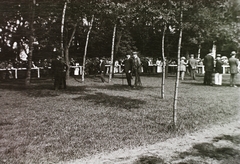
(99, 57), (107, 83)
(123, 54), (133, 87)
(228, 51), (239, 87)
(156, 58), (163, 73)
(51, 55), (64, 90)
(61, 57), (68, 89)
(214, 54), (224, 86)
(179, 56), (187, 80)
(203, 49), (214, 86)
(189, 54), (198, 80)
(132, 51), (142, 87)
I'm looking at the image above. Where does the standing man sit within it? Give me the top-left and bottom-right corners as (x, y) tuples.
(132, 51), (142, 87)
(203, 49), (214, 85)
(214, 54), (224, 85)
(228, 51), (239, 87)
(123, 54), (133, 87)
(189, 54), (198, 80)
(61, 58), (68, 89)
(51, 55), (64, 90)
(99, 57), (107, 83)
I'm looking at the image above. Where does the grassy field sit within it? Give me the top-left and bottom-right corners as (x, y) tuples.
(0, 73), (239, 164)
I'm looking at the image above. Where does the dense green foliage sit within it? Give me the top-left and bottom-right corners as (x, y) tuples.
(0, 0), (239, 61)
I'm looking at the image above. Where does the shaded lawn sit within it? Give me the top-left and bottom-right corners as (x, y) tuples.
(177, 134), (240, 164)
(0, 74), (239, 163)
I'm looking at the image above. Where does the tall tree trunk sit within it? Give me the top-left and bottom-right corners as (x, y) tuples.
(61, 1), (67, 58)
(212, 41), (216, 59)
(25, 0), (36, 86)
(115, 30), (122, 56)
(165, 36), (169, 79)
(65, 23), (77, 79)
(82, 15), (94, 82)
(197, 43), (201, 59)
(109, 24), (117, 83)
(161, 23), (167, 99)
(173, 7), (183, 128)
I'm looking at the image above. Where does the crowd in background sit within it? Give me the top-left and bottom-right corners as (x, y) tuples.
(0, 52), (238, 80)
(0, 59), (52, 79)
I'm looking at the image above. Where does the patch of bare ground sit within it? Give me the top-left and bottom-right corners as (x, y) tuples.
(64, 116), (240, 164)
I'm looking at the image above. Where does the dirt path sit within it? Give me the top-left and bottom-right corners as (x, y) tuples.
(63, 117), (240, 164)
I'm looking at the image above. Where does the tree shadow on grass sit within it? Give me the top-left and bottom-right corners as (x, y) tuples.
(0, 78), (154, 99)
(133, 155), (165, 164)
(181, 81), (234, 87)
(0, 79), (29, 91)
(178, 135), (240, 162)
(73, 92), (146, 109)
(0, 78), (91, 97)
(0, 78), (54, 90)
(213, 135), (240, 145)
(180, 81), (206, 86)
(90, 84), (159, 91)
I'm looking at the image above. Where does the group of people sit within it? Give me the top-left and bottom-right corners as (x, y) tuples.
(203, 50), (239, 87)
(88, 51), (142, 87)
(0, 60), (14, 79)
(122, 51), (142, 88)
(179, 54), (199, 80)
(179, 50), (239, 87)
(52, 50), (238, 90)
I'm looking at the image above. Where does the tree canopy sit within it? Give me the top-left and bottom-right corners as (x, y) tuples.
(0, 0), (239, 62)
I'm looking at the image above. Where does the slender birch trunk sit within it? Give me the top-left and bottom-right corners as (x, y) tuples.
(161, 23), (167, 99)
(197, 44), (201, 59)
(115, 31), (122, 56)
(65, 23), (77, 79)
(82, 15), (94, 82)
(109, 24), (117, 83)
(25, 0), (36, 86)
(61, 2), (67, 58)
(212, 41), (216, 59)
(173, 8), (183, 128)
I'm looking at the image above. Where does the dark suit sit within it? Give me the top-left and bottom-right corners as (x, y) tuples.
(133, 56), (142, 86)
(229, 57), (239, 86)
(61, 61), (68, 89)
(203, 54), (214, 85)
(124, 58), (133, 86)
(189, 58), (198, 80)
(99, 60), (106, 83)
(51, 59), (65, 90)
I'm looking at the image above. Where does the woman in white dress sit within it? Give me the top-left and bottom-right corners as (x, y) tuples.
(179, 57), (188, 80)
(114, 60), (120, 73)
(156, 58), (163, 73)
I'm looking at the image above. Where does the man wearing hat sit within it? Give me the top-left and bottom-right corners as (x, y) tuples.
(132, 51), (142, 87)
(99, 57), (107, 83)
(51, 55), (66, 90)
(123, 54), (133, 87)
(215, 54), (224, 85)
(228, 51), (239, 87)
(189, 54), (198, 80)
(203, 49), (214, 85)
(179, 56), (187, 80)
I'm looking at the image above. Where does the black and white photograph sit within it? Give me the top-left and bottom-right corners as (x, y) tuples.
(0, 0), (240, 163)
